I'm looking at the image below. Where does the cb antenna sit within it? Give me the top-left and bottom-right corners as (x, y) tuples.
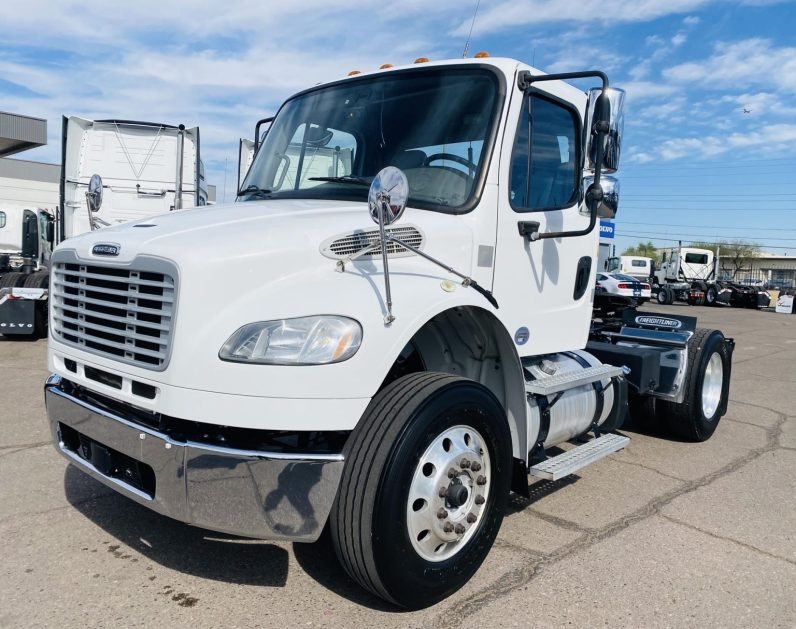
(462, 0), (482, 58)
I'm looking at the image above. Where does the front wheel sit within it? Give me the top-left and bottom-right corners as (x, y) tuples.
(330, 373), (512, 609)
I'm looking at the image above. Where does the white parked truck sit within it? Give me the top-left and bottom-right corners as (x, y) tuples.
(606, 254), (653, 281)
(45, 57), (733, 608)
(0, 117), (206, 336)
(652, 245), (768, 308)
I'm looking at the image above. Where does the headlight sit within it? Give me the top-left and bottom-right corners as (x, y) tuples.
(219, 316), (362, 365)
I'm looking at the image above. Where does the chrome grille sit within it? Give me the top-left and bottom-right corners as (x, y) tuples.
(51, 262), (175, 370)
(321, 225), (424, 260)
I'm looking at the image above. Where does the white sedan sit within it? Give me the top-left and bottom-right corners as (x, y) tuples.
(596, 273), (652, 303)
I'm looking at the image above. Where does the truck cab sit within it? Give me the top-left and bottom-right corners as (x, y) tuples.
(44, 57), (732, 608)
(0, 118), (206, 337)
(606, 255), (653, 281)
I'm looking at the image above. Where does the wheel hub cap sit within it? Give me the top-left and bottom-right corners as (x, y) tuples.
(701, 352), (723, 420)
(406, 425), (491, 562)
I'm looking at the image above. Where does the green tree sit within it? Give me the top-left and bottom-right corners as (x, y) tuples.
(622, 241), (660, 262)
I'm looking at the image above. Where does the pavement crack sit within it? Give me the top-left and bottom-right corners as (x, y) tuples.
(0, 440), (50, 452)
(660, 513), (796, 566)
(0, 491), (117, 526)
(435, 410), (787, 627)
(523, 508), (593, 533)
(613, 458), (688, 482)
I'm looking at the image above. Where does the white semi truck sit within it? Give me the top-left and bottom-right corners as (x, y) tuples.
(44, 57), (733, 608)
(649, 246), (768, 308)
(0, 117), (206, 336)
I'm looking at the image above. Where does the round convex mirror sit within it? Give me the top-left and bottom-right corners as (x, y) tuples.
(368, 166), (408, 225)
(87, 174), (104, 213)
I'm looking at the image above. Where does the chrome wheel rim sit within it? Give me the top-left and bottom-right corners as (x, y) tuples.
(406, 425), (491, 562)
(701, 352), (723, 419)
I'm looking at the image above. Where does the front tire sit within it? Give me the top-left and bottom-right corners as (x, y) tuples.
(330, 372), (512, 609)
(659, 328), (732, 441)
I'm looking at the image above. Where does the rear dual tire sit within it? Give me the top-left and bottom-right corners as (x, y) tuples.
(659, 328), (731, 441)
(330, 373), (512, 609)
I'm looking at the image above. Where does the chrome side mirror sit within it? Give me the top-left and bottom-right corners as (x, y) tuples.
(585, 87), (625, 174)
(86, 174), (103, 213)
(368, 166), (408, 226)
(584, 175), (619, 218)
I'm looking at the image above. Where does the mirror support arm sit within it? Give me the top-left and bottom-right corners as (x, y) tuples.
(376, 195), (395, 324)
(516, 70), (610, 241)
(387, 235), (499, 309)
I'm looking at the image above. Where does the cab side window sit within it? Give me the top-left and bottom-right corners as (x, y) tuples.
(0, 211), (6, 228)
(510, 94), (579, 211)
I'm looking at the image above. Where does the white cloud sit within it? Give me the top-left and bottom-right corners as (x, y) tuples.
(664, 38), (796, 92)
(451, 0), (714, 37)
(656, 123), (796, 160)
(671, 32), (687, 46)
(683, 15), (702, 24)
(620, 81), (679, 104)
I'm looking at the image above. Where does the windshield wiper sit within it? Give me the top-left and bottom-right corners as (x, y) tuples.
(308, 175), (371, 186)
(238, 185), (273, 199)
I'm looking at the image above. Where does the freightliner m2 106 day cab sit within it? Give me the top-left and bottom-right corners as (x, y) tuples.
(45, 57), (733, 608)
(0, 117), (205, 336)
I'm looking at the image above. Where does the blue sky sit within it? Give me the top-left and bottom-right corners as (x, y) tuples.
(1, 0), (794, 254)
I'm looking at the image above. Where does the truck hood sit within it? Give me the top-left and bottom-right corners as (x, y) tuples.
(56, 199), (385, 265)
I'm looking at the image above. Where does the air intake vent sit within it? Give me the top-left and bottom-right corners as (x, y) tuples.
(320, 225), (425, 260)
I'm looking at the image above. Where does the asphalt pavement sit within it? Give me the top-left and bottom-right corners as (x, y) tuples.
(1, 304), (794, 628)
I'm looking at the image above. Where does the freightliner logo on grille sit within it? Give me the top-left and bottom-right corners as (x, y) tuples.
(92, 243), (120, 256)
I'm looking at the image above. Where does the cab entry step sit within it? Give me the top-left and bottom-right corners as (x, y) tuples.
(529, 433), (630, 481)
(524, 364), (624, 396)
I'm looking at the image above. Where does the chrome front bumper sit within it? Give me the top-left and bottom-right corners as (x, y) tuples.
(45, 375), (345, 542)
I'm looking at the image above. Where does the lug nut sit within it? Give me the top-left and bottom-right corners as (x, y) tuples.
(467, 513), (477, 524)
(447, 467), (458, 479)
(471, 461), (482, 472)
(475, 494), (485, 505)
(454, 523), (466, 535)
(460, 459), (471, 469)
(436, 508), (448, 520)
(438, 487), (448, 498)
(476, 475), (487, 486)
(443, 522), (454, 533)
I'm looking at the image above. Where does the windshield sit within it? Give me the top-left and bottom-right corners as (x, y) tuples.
(240, 67), (501, 211)
(685, 252), (709, 265)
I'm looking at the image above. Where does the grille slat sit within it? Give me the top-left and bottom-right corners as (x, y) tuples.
(52, 262), (175, 369)
(57, 292), (173, 318)
(52, 315), (168, 346)
(52, 302), (171, 331)
(52, 279), (174, 304)
(320, 225), (425, 260)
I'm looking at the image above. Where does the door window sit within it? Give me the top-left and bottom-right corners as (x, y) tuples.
(510, 94), (579, 211)
(0, 211), (5, 228)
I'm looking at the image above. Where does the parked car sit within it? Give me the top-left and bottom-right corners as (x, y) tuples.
(596, 272), (652, 303)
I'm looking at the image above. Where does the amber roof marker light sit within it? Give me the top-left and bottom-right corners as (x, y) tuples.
(414, 57), (430, 64)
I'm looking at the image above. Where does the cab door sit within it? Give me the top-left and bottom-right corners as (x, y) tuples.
(492, 83), (595, 356)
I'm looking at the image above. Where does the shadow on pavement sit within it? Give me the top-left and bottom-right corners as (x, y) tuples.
(64, 465), (290, 587)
